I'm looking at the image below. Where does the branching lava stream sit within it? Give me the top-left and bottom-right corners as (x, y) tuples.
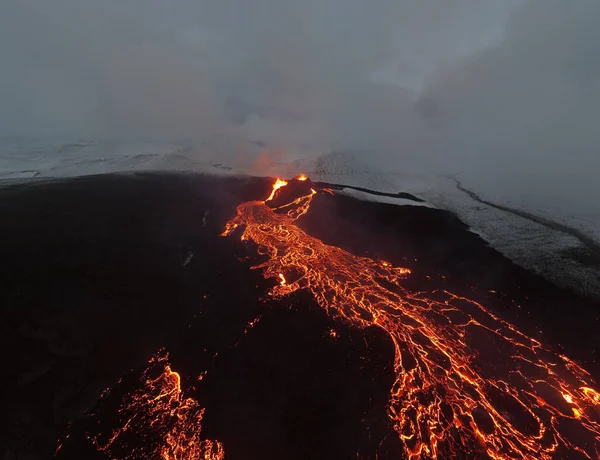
(223, 177), (600, 459)
(87, 351), (224, 460)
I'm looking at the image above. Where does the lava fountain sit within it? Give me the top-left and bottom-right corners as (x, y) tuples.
(223, 177), (600, 459)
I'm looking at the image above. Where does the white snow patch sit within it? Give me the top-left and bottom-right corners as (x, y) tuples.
(201, 209), (211, 227)
(336, 187), (433, 208)
(182, 252), (194, 267)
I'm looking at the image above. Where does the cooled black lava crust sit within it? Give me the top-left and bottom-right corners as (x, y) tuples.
(1, 172), (598, 459)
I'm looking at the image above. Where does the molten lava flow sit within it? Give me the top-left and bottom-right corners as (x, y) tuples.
(266, 178), (288, 201)
(89, 351), (224, 460)
(223, 177), (600, 459)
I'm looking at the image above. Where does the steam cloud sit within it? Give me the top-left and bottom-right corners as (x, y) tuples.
(1, 0), (599, 208)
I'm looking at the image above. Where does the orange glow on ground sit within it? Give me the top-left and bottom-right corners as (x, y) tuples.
(223, 179), (600, 459)
(296, 174), (308, 181)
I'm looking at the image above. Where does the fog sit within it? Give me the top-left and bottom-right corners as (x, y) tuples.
(418, 0), (600, 211)
(1, 0), (600, 210)
(0, 1), (516, 139)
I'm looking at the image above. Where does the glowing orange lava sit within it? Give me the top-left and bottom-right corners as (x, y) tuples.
(265, 178), (288, 201)
(223, 177), (600, 459)
(296, 174), (308, 181)
(89, 351), (224, 460)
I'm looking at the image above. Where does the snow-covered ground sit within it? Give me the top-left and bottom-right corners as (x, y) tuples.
(0, 138), (236, 179)
(284, 151), (600, 297)
(456, 173), (600, 249)
(334, 188), (433, 208)
(1, 139), (599, 297)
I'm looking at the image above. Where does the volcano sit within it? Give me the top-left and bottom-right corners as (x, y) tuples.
(2, 173), (600, 459)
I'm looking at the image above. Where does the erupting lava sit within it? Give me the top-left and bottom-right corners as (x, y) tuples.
(88, 351), (224, 460)
(223, 177), (600, 459)
(266, 178), (288, 201)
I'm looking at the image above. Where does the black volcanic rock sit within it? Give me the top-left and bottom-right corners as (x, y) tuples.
(0, 172), (598, 459)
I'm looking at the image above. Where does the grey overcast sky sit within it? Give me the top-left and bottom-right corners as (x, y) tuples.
(1, 0), (600, 210)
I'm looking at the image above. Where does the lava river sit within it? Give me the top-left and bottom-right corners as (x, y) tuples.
(222, 177), (600, 459)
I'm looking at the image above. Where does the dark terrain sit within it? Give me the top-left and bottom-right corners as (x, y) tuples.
(1, 172), (598, 459)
